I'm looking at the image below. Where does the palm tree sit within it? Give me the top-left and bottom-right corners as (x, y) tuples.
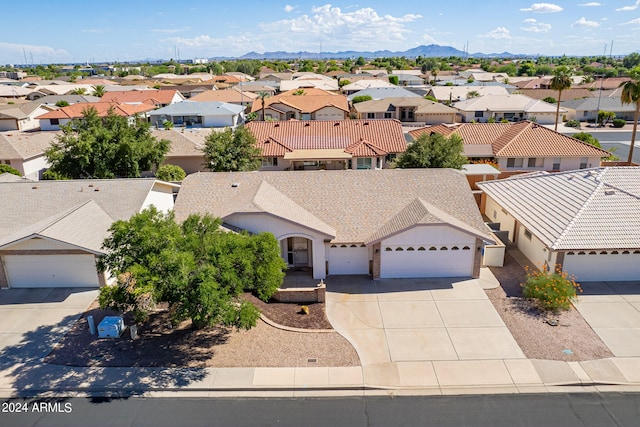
(550, 66), (572, 131)
(70, 87), (87, 96)
(257, 91), (270, 121)
(92, 85), (105, 97)
(619, 66), (640, 165)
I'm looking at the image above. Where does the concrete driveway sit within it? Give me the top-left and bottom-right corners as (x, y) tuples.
(0, 288), (98, 365)
(325, 273), (525, 367)
(573, 281), (640, 357)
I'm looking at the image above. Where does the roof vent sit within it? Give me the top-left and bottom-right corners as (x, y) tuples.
(231, 183), (239, 188)
(274, 123), (279, 127)
(605, 189), (615, 196)
(31, 186), (38, 190)
(363, 122), (369, 126)
(304, 122), (310, 127)
(334, 122), (340, 126)
(94, 187), (100, 192)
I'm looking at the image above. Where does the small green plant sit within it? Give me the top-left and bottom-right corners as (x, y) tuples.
(300, 305), (310, 315)
(612, 118), (626, 128)
(162, 120), (174, 130)
(155, 164), (186, 182)
(522, 265), (582, 312)
(565, 119), (581, 128)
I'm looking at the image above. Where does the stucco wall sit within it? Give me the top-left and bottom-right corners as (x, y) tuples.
(485, 196), (517, 242)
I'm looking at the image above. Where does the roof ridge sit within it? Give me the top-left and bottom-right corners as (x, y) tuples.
(494, 121), (531, 156)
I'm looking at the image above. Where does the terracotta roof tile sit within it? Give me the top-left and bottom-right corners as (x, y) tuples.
(250, 88), (348, 114)
(37, 102), (155, 120)
(101, 90), (181, 106)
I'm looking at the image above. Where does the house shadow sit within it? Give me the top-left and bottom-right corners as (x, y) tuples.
(325, 275), (458, 295)
(0, 312), (212, 400)
(0, 288), (96, 306)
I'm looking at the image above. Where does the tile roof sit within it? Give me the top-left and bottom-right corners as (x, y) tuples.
(453, 94), (561, 113)
(428, 85), (509, 101)
(560, 96), (636, 112)
(518, 88), (597, 101)
(250, 88), (348, 114)
(100, 89), (182, 106)
(150, 101), (244, 116)
(246, 119), (406, 157)
(190, 89), (258, 103)
(352, 97), (458, 114)
(478, 167), (640, 250)
(174, 169), (490, 244)
(347, 87), (420, 101)
(409, 121), (610, 158)
(37, 102), (155, 120)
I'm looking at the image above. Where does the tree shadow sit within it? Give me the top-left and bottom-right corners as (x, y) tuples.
(0, 311), (212, 399)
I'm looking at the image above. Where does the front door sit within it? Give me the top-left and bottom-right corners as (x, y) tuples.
(286, 237), (309, 267)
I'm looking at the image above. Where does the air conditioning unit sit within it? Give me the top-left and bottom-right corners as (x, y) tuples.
(97, 316), (125, 338)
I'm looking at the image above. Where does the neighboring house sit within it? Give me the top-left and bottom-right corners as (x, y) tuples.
(247, 119), (406, 171)
(478, 167), (640, 281)
(32, 95), (101, 105)
(0, 178), (179, 288)
(160, 84), (219, 99)
(427, 85), (509, 103)
(517, 88), (596, 102)
(0, 102), (54, 131)
(37, 102), (156, 131)
(0, 86), (32, 99)
(280, 78), (339, 92)
(173, 169), (493, 280)
(561, 97), (637, 122)
(409, 121), (610, 172)
(393, 74), (425, 86)
(26, 84), (96, 99)
(352, 97), (459, 124)
(190, 88), (258, 108)
(453, 94), (563, 124)
(150, 101), (245, 128)
(152, 128), (209, 174)
(340, 79), (393, 96)
(100, 89), (185, 107)
(250, 88), (349, 121)
(0, 131), (58, 180)
(347, 86), (421, 101)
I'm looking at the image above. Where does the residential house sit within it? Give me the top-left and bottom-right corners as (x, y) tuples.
(427, 86), (509, 103)
(26, 83), (96, 99)
(250, 88), (349, 121)
(173, 169), (493, 280)
(561, 96), (637, 123)
(0, 102), (54, 131)
(0, 178), (179, 288)
(100, 89), (185, 107)
(478, 167), (640, 281)
(153, 128), (209, 174)
(517, 88), (598, 102)
(0, 86), (32, 99)
(341, 79), (394, 96)
(190, 88), (258, 109)
(393, 74), (425, 87)
(150, 101), (245, 128)
(409, 121), (610, 172)
(347, 86), (421, 102)
(453, 94), (562, 124)
(37, 102), (156, 131)
(247, 119), (406, 171)
(159, 84), (219, 99)
(280, 76), (339, 92)
(352, 97), (459, 124)
(0, 131), (58, 180)
(31, 95), (101, 106)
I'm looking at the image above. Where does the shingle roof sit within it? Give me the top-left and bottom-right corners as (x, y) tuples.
(478, 167), (640, 250)
(0, 131), (59, 160)
(151, 128), (208, 157)
(453, 94), (561, 113)
(190, 89), (258, 103)
(409, 121), (610, 158)
(174, 169), (490, 244)
(353, 97), (458, 114)
(246, 119), (406, 157)
(347, 87), (420, 101)
(560, 96), (636, 112)
(37, 102), (155, 120)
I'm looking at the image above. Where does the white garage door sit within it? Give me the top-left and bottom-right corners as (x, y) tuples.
(328, 245), (370, 275)
(4, 254), (100, 288)
(563, 251), (640, 282)
(380, 245), (473, 278)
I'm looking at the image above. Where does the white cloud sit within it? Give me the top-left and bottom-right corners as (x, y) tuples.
(284, 4), (295, 13)
(578, 2), (601, 6)
(520, 3), (563, 12)
(620, 17), (640, 24)
(616, 0), (640, 11)
(572, 17), (600, 27)
(0, 42), (70, 61)
(151, 27), (190, 34)
(164, 34), (262, 56)
(481, 27), (512, 39)
(258, 4), (422, 50)
(520, 18), (552, 32)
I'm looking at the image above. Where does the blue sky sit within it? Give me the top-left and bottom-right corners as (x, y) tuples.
(1, 1), (639, 64)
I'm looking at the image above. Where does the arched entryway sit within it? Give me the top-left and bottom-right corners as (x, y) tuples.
(280, 236), (313, 273)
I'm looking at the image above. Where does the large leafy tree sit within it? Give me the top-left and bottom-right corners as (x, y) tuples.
(550, 66), (572, 131)
(0, 164), (21, 176)
(394, 133), (466, 169)
(44, 107), (170, 179)
(98, 208), (286, 329)
(619, 66), (640, 165)
(202, 126), (261, 172)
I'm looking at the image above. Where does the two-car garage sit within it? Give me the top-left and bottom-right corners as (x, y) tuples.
(2, 254), (100, 288)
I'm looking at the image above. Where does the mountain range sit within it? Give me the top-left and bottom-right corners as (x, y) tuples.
(232, 44), (524, 60)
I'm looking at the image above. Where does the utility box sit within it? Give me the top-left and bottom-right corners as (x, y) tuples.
(97, 316), (125, 338)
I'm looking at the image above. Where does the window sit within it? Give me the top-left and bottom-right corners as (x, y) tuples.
(552, 157), (561, 171)
(475, 111), (484, 118)
(579, 157), (588, 169)
(356, 158), (372, 170)
(376, 157), (382, 169)
(583, 111), (589, 117)
(524, 229), (532, 240)
(261, 157), (278, 167)
(367, 113), (375, 119)
(528, 158), (543, 168)
(50, 118), (60, 125)
(384, 112), (392, 118)
(507, 158), (523, 168)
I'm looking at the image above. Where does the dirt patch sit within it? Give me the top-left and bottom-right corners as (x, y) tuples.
(487, 252), (613, 362)
(45, 298), (358, 368)
(243, 293), (333, 329)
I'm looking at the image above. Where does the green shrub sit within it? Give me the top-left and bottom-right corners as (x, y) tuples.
(155, 164), (186, 182)
(351, 95), (372, 104)
(0, 164), (21, 176)
(522, 265), (582, 312)
(612, 118), (626, 128)
(565, 119), (581, 128)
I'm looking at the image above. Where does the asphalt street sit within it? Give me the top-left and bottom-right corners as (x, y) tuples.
(2, 393), (640, 427)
